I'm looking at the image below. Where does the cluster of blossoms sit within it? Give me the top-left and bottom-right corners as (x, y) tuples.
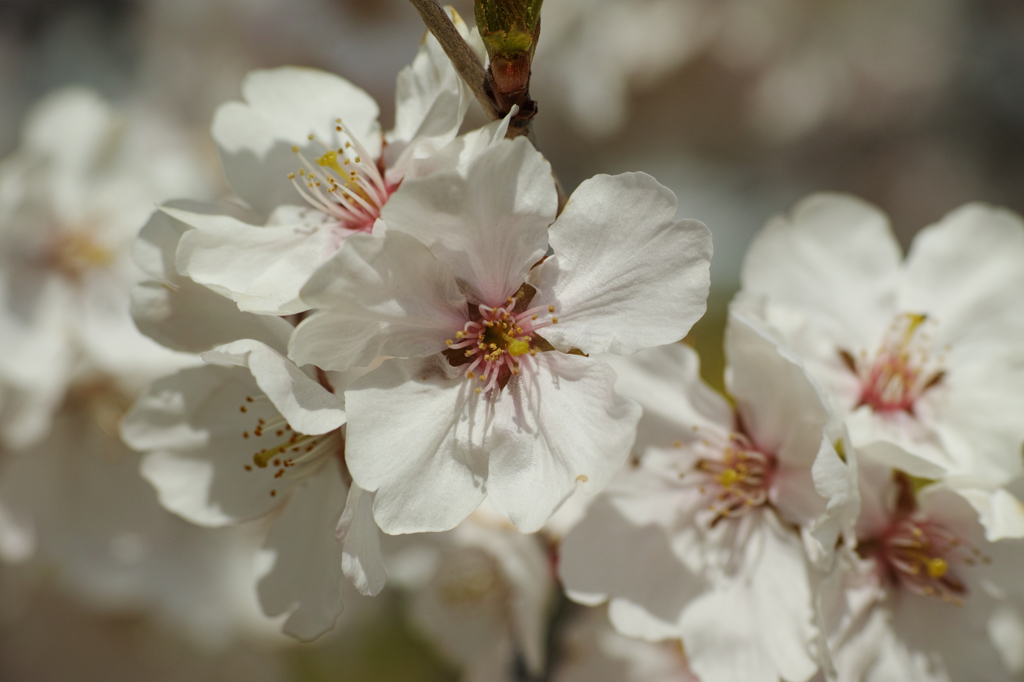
(4, 4), (1023, 681)
(560, 194), (1024, 682)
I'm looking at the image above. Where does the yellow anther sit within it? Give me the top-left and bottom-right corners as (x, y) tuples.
(475, 388), (482, 394)
(466, 371), (475, 379)
(445, 339), (453, 346)
(548, 305), (555, 313)
(456, 331), (465, 340)
(307, 134), (315, 140)
(287, 172), (295, 179)
(926, 557), (948, 579)
(253, 450), (274, 468)
(507, 339), (530, 356)
(291, 145), (299, 153)
(317, 150), (345, 175)
(717, 468), (740, 487)
(552, 317), (559, 324)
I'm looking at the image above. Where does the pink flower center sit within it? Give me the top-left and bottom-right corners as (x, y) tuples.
(843, 312), (944, 414)
(871, 516), (985, 605)
(443, 286), (558, 397)
(288, 119), (395, 232)
(683, 432), (775, 527)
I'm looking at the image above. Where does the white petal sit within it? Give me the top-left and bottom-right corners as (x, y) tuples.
(130, 204), (292, 353)
(901, 203), (1024, 346)
(740, 193), (901, 349)
(336, 483), (387, 596)
(954, 478), (1024, 541)
(290, 230), (467, 371)
(680, 514), (818, 682)
(485, 353), (641, 533)
(404, 110), (515, 180)
(560, 497), (705, 628)
(600, 342), (735, 455)
(344, 356), (490, 533)
(725, 312), (830, 468)
(257, 456), (348, 642)
(212, 67), (381, 217)
(385, 6), (471, 173)
(125, 365), (308, 525)
(202, 339), (345, 436)
(381, 137), (556, 305)
(846, 407), (951, 479)
(172, 205), (348, 315)
(530, 173), (711, 355)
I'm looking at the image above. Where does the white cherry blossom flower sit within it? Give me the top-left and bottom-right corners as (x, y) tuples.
(736, 194), (1024, 538)
(559, 313), (858, 682)
(166, 9), (493, 316)
(288, 137), (712, 534)
(0, 87), (210, 449)
(121, 212), (382, 641)
(389, 506), (555, 682)
(822, 459), (1024, 682)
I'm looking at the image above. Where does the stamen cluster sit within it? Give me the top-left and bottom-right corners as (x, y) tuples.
(684, 432), (775, 527)
(872, 516), (986, 605)
(238, 394), (343, 498)
(287, 119), (392, 232)
(844, 312), (944, 414)
(443, 292), (557, 397)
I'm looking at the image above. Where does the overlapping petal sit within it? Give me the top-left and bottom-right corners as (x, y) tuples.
(290, 230), (467, 371)
(212, 67), (381, 217)
(485, 352), (641, 533)
(344, 355), (491, 534)
(530, 172), (711, 355)
(171, 205), (350, 315)
(256, 455), (348, 642)
(381, 137), (556, 305)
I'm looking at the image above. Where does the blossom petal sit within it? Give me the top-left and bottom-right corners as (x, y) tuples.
(740, 193), (901, 349)
(171, 205), (349, 315)
(680, 513), (818, 682)
(202, 339), (345, 436)
(560, 497), (705, 629)
(485, 353), (641, 533)
(954, 480), (1024, 542)
(212, 67), (381, 217)
(530, 173), (711, 355)
(131, 204), (294, 354)
(901, 203), (1024, 347)
(600, 342), (735, 454)
(344, 356), (490, 533)
(725, 312), (830, 467)
(384, 7), (472, 175)
(125, 365), (307, 525)
(381, 137), (556, 305)
(290, 230), (467, 371)
(257, 456), (348, 642)
(336, 483), (387, 596)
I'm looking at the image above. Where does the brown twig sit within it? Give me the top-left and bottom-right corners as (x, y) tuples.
(407, 0), (499, 121)
(407, 0), (567, 212)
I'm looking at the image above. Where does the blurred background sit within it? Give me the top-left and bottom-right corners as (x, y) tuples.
(1, 0), (1023, 679)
